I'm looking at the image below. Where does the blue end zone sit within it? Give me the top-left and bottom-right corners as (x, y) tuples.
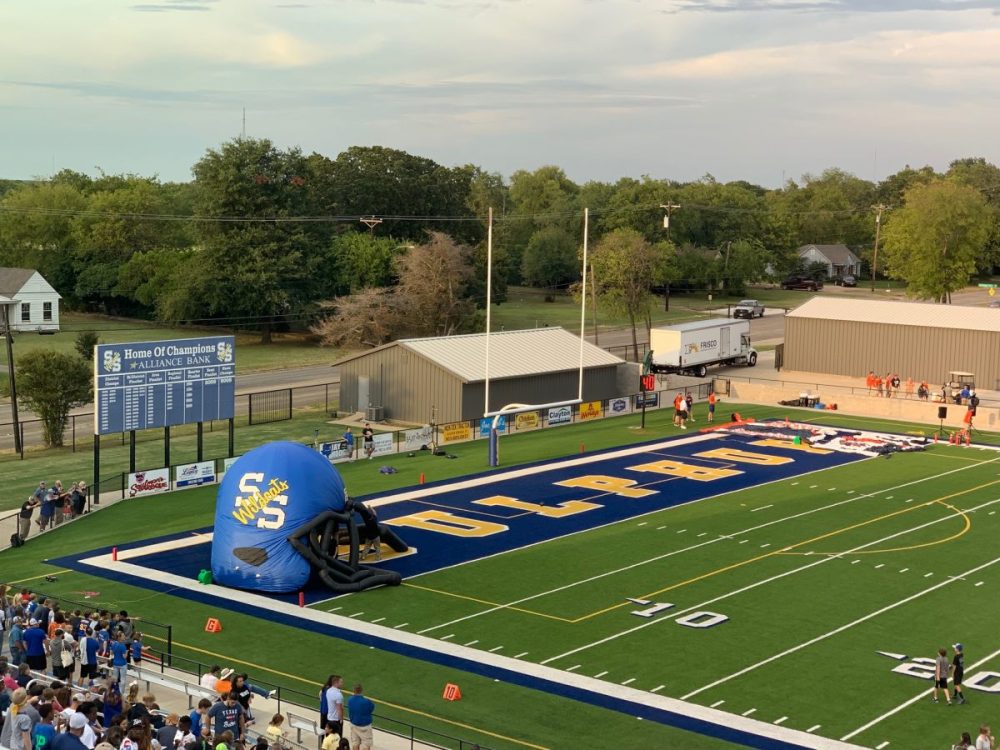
(51, 427), (868, 750)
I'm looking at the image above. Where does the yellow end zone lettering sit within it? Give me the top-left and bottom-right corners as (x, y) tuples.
(555, 475), (657, 498)
(628, 460), (742, 482)
(473, 495), (603, 518)
(750, 438), (833, 455)
(695, 448), (793, 466)
(386, 510), (508, 537)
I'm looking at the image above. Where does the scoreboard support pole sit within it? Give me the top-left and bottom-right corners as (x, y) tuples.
(129, 431), (136, 473)
(228, 418), (235, 457)
(197, 422), (204, 462)
(92, 434), (100, 508)
(164, 426), (171, 468)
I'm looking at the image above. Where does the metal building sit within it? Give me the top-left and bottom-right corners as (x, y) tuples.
(785, 297), (1000, 386)
(334, 328), (626, 424)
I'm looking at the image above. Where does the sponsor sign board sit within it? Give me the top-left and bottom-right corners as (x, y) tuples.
(634, 392), (660, 409)
(548, 406), (573, 426)
(442, 421), (472, 443)
(222, 456), (239, 475)
(579, 400), (602, 421)
(175, 460), (217, 489)
(608, 397), (632, 416)
(403, 426), (433, 452)
(479, 415), (507, 437)
(372, 432), (394, 456)
(95, 336), (235, 435)
(127, 468), (170, 498)
(515, 412), (539, 431)
(320, 441), (353, 461)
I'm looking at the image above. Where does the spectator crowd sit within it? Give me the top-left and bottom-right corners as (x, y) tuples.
(13, 482), (89, 546)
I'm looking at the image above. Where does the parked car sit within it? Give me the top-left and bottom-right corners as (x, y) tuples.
(989, 300), (1000, 308)
(834, 275), (857, 287)
(781, 276), (823, 291)
(733, 299), (765, 318)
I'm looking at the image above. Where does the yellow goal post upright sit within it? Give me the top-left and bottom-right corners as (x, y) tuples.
(484, 207), (589, 467)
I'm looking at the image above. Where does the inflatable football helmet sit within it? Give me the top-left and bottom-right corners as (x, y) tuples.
(211, 441), (406, 594)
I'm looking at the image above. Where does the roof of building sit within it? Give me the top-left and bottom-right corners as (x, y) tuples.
(334, 327), (624, 382)
(797, 244), (861, 264)
(0, 268), (39, 297)
(787, 296), (1000, 332)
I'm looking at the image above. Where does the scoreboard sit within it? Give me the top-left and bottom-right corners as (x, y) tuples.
(94, 336), (236, 435)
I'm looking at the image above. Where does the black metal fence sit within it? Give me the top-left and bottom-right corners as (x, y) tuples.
(249, 388), (293, 425)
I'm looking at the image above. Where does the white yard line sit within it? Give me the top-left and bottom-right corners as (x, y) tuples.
(841, 644), (1000, 741)
(421, 457), (995, 636)
(545, 494), (1000, 670)
(682, 549), (1000, 701)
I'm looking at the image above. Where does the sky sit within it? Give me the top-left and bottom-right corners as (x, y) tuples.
(1, 0), (999, 188)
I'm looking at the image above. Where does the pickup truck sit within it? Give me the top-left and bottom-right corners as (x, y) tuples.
(781, 276), (823, 291)
(733, 299), (764, 319)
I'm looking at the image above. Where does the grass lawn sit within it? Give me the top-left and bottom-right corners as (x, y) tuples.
(4, 404), (998, 749)
(1, 312), (339, 374)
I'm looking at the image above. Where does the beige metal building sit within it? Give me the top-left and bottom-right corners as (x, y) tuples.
(785, 297), (1000, 387)
(334, 328), (626, 424)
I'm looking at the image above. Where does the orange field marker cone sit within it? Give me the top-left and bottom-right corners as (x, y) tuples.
(112, 547), (118, 561)
(580, 443), (585, 453)
(298, 591), (305, 608)
(419, 472), (425, 485)
(442, 683), (462, 701)
(204, 617), (222, 633)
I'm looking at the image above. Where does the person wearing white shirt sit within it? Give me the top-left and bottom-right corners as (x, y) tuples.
(200, 665), (221, 691)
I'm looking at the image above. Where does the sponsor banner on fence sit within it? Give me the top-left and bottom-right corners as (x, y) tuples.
(127, 468), (170, 498)
(479, 414), (507, 437)
(222, 456), (239, 475)
(403, 426), (433, 452)
(579, 400), (602, 421)
(634, 392), (660, 409)
(515, 412), (539, 431)
(608, 397), (632, 416)
(548, 405), (573, 426)
(175, 460), (217, 489)
(372, 432), (394, 456)
(442, 421), (473, 443)
(320, 440), (353, 461)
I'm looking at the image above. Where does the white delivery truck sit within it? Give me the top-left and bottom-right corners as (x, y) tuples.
(649, 318), (758, 378)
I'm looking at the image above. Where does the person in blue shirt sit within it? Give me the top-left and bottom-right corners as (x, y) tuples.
(32, 704), (57, 750)
(342, 428), (355, 461)
(130, 632), (143, 676)
(8, 616), (25, 666)
(189, 698), (212, 738)
(109, 632), (129, 684)
(80, 629), (100, 685)
(346, 683), (375, 750)
(21, 619), (48, 671)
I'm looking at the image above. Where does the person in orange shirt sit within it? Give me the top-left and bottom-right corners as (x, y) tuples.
(708, 391), (717, 423)
(875, 374), (883, 397)
(904, 377), (914, 398)
(884, 371), (893, 398)
(866, 371), (875, 395)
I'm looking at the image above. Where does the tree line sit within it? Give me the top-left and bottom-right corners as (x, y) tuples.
(1, 139), (998, 347)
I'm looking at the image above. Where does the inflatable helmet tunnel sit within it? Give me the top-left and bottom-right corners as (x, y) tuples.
(211, 441), (407, 594)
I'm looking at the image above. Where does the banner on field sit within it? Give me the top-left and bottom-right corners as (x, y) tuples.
(372, 432), (394, 456)
(578, 400), (602, 421)
(320, 440), (353, 461)
(608, 397), (632, 416)
(127, 468), (170, 498)
(634, 392), (659, 409)
(479, 415), (507, 437)
(403, 426), (433, 452)
(548, 405), (573, 426)
(442, 421), (472, 443)
(175, 460), (217, 488)
(515, 412), (539, 431)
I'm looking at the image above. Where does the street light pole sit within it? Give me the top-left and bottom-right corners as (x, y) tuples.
(660, 203), (681, 311)
(2, 304), (21, 456)
(870, 203), (886, 292)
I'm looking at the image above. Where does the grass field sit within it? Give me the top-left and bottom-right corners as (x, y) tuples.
(4, 405), (1000, 749)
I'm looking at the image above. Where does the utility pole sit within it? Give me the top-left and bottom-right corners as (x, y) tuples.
(360, 216), (383, 235)
(660, 203), (681, 311)
(2, 304), (21, 456)
(870, 204), (887, 292)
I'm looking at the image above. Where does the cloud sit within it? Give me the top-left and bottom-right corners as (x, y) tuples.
(132, 0), (216, 11)
(661, 0), (1000, 12)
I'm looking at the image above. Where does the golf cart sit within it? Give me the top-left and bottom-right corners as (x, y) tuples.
(947, 371), (975, 404)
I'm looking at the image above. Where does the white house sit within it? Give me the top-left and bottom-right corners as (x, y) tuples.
(796, 244), (862, 279)
(0, 268), (61, 333)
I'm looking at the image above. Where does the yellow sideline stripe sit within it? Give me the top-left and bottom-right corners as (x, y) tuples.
(402, 582), (575, 623)
(9, 569), (74, 584)
(569, 478), (1000, 622)
(143, 634), (549, 750)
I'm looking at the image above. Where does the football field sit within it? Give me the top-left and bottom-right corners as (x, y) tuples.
(42, 415), (1000, 749)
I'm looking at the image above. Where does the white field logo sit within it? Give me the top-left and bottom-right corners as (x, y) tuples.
(103, 351), (121, 373)
(892, 655), (1000, 694)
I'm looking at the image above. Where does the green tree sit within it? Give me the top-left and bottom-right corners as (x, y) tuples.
(17, 350), (92, 447)
(590, 228), (663, 352)
(520, 227), (578, 289)
(881, 180), (992, 302)
(327, 231), (402, 294)
(504, 166), (580, 283)
(74, 331), (101, 361)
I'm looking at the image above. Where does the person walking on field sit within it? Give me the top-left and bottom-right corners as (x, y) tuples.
(707, 391), (717, 423)
(932, 647), (951, 704)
